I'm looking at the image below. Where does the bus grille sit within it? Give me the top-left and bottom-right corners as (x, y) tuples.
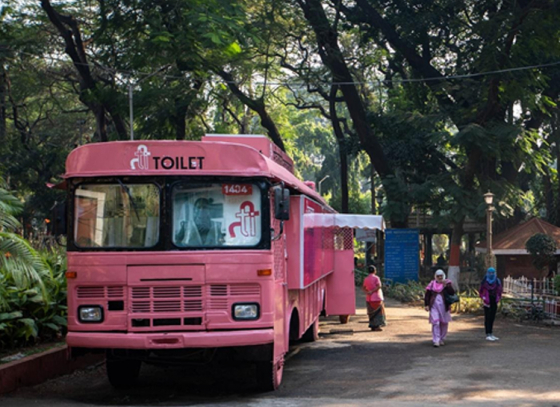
(77, 286), (124, 299)
(131, 286), (203, 313)
(130, 284), (261, 313)
(75, 284), (261, 329)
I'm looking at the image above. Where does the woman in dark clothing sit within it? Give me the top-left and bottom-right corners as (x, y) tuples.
(479, 267), (502, 341)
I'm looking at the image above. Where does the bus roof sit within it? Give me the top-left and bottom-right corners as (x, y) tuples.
(65, 140), (327, 204)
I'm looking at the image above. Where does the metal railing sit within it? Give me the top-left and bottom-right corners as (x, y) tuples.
(503, 276), (556, 297)
(503, 276), (559, 320)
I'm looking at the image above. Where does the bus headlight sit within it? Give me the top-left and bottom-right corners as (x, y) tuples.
(232, 303), (259, 320)
(78, 306), (104, 323)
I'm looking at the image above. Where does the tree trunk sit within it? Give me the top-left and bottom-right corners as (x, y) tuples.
(554, 114), (560, 226)
(296, 0), (391, 179)
(297, 0), (408, 226)
(173, 98), (188, 141)
(41, 0), (127, 142)
(371, 166), (377, 214)
(90, 105), (108, 142)
(543, 168), (555, 224)
(216, 70), (285, 152)
(329, 86), (349, 213)
(0, 65), (6, 142)
(448, 219), (464, 290)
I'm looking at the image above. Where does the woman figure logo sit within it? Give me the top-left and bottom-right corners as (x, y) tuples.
(130, 145), (151, 170)
(229, 201), (260, 237)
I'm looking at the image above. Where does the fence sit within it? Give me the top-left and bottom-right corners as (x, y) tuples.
(544, 298), (559, 320)
(503, 276), (559, 320)
(503, 276), (556, 297)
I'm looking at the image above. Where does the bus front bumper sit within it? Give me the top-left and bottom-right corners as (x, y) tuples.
(67, 329), (274, 350)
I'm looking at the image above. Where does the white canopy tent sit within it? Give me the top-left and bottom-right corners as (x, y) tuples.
(303, 214), (385, 231)
(303, 214), (385, 260)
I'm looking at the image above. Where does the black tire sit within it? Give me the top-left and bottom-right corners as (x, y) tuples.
(339, 315), (350, 324)
(301, 319), (319, 342)
(106, 355), (141, 388)
(255, 359), (283, 392)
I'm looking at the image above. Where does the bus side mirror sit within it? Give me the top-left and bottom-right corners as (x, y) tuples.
(49, 201), (67, 237)
(273, 186), (290, 221)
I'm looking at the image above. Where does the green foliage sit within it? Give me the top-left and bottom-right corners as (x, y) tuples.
(0, 179), (67, 350)
(554, 275), (560, 296)
(0, 248), (67, 350)
(354, 267), (368, 287)
(384, 281), (426, 303)
(525, 233), (557, 271)
(385, 281), (485, 314)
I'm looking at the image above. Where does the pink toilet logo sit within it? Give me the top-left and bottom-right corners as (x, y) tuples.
(229, 201), (260, 238)
(130, 145), (151, 170)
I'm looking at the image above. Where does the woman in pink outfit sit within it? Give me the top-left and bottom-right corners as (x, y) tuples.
(362, 265), (386, 331)
(424, 269), (455, 347)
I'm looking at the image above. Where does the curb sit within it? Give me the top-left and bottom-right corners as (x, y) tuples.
(0, 344), (104, 395)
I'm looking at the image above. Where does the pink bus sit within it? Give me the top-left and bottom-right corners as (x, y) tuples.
(57, 134), (384, 390)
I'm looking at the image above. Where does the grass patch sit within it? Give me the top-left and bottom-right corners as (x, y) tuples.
(0, 339), (65, 365)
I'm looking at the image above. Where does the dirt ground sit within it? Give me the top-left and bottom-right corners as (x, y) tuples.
(2, 290), (560, 407)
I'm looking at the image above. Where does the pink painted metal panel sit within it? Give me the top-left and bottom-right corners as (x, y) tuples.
(273, 281), (288, 361)
(303, 198), (334, 287)
(286, 196), (336, 290)
(286, 196), (303, 289)
(128, 265), (205, 283)
(287, 279), (326, 339)
(202, 134), (294, 173)
(64, 140), (326, 204)
(66, 252), (276, 334)
(66, 265), (127, 332)
(66, 329), (274, 349)
(67, 251), (273, 267)
(325, 250), (356, 316)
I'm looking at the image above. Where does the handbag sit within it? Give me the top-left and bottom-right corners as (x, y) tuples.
(444, 291), (460, 305)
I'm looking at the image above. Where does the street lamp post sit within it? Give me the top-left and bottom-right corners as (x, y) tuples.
(484, 191), (496, 269)
(318, 175), (330, 195)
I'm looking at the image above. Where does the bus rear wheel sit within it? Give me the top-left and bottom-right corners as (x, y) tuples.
(106, 353), (141, 388)
(255, 358), (283, 392)
(301, 318), (319, 342)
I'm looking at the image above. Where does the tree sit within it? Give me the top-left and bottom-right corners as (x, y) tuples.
(41, 0), (128, 141)
(525, 233), (557, 274)
(293, 0), (559, 286)
(0, 2), (85, 225)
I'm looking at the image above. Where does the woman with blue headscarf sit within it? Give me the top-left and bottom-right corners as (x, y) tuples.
(479, 267), (502, 341)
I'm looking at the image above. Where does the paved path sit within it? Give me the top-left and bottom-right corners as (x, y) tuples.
(2, 292), (560, 406)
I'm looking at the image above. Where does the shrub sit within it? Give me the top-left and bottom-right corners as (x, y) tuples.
(0, 248), (67, 350)
(384, 281), (426, 303)
(526, 233), (557, 272)
(0, 179), (68, 350)
(554, 275), (560, 296)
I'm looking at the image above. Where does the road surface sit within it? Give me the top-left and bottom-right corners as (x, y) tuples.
(2, 291), (560, 407)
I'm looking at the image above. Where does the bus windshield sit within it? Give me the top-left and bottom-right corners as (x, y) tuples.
(172, 182), (262, 248)
(74, 183), (160, 248)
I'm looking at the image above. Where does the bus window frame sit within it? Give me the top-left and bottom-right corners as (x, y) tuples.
(67, 177), (272, 252)
(68, 177), (165, 252)
(167, 178), (271, 251)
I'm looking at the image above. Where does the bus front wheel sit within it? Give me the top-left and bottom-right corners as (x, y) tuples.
(255, 358), (283, 392)
(106, 354), (141, 388)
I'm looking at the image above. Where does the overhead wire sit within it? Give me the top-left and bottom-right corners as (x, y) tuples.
(7, 47), (560, 87)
